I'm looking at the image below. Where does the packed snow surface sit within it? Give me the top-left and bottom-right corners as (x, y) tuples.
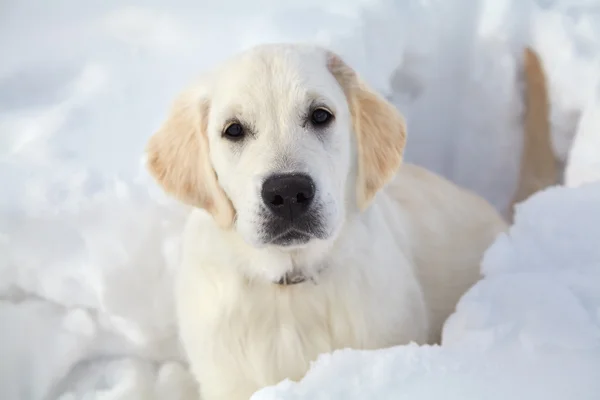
(1, 0), (599, 399)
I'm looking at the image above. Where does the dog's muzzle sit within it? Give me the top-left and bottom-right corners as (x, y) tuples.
(260, 173), (325, 246)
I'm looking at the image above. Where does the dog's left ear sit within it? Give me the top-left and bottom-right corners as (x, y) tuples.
(327, 52), (407, 210)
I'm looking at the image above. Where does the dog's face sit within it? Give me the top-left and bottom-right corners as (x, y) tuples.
(147, 44), (406, 252)
(206, 46), (353, 248)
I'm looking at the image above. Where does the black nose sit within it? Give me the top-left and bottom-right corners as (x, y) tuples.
(261, 173), (316, 221)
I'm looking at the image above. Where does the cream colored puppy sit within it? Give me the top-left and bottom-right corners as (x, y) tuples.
(146, 43), (507, 400)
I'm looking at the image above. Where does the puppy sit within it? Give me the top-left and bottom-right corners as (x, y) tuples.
(146, 43), (507, 400)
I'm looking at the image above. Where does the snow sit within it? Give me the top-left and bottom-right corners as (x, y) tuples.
(253, 183), (600, 400)
(565, 77), (600, 187)
(531, 1), (600, 165)
(1, 0), (599, 399)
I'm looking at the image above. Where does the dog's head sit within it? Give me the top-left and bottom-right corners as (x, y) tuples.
(147, 44), (406, 251)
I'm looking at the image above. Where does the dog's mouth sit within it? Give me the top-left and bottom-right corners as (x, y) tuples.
(269, 229), (312, 247)
(260, 206), (328, 247)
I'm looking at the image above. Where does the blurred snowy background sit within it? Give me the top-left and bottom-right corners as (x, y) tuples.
(0, 0), (599, 399)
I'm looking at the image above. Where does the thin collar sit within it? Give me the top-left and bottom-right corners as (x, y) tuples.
(274, 262), (328, 286)
(275, 269), (310, 285)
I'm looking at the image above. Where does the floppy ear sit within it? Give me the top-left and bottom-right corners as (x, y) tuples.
(328, 52), (407, 210)
(145, 88), (235, 228)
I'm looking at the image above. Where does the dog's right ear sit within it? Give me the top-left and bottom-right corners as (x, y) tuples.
(145, 88), (235, 228)
(327, 52), (407, 211)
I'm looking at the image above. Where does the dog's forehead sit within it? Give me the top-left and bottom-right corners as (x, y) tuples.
(213, 45), (341, 103)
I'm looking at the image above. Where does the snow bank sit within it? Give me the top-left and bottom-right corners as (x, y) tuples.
(1, 0), (599, 399)
(565, 77), (600, 187)
(0, 172), (193, 399)
(253, 182), (600, 400)
(531, 1), (600, 165)
(540, 0), (600, 188)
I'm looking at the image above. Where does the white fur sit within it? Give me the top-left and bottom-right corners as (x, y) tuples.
(154, 44), (507, 400)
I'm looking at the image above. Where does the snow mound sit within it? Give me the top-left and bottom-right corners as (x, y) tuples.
(565, 77), (600, 187)
(531, 1), (600, 165)
(0, 169), (193, 400)
(252, 182), (600, 400)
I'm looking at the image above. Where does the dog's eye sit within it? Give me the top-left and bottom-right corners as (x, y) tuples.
(311, 108), (333, 126)
(223, 123), (245, 140)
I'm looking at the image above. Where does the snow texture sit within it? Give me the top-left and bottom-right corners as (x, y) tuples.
(253, 182), (600, 400)
(1, 0), (599, 399)
(565, 77), (600, 187)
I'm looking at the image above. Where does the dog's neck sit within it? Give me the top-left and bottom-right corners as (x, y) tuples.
(226, 225), (336, 287)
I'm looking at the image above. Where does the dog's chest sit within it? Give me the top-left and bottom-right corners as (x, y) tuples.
(209, 280), (376, 385)
(178, 262), (412, 395)
(177, 216), (427, 395)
